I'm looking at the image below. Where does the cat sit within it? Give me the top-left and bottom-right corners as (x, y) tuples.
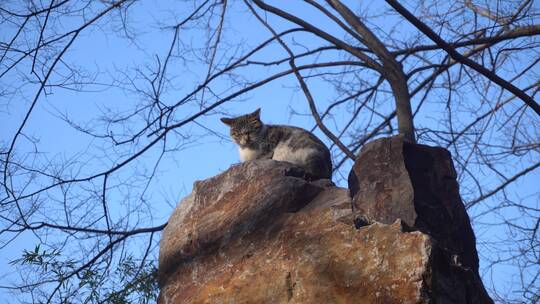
(221, 108), (332, 180)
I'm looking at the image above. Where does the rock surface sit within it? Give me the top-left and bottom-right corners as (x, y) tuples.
(158, 160), (324, 285)
(348, 135), (480, 276)
(158, 139), (492, 303)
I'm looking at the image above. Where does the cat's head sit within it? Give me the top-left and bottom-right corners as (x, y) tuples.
(221, 108), (263, 147)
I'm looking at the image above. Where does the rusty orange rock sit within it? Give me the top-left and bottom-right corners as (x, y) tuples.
(159, 146), (492, 303)
(348, 136), (480, 277)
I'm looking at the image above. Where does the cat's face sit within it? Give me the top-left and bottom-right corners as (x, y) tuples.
(221, 109), (263, 147)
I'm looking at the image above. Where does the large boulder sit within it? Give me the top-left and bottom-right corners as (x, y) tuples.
(348, 135), (480, 277)
(158, 160), (324, 286)
(158, 147), (492, 303)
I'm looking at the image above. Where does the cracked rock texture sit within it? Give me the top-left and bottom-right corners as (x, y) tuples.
(158, 138), (492, 303)
(348, 136), (480, 277)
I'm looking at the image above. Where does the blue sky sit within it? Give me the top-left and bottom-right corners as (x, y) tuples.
(0, 0), (538, 302)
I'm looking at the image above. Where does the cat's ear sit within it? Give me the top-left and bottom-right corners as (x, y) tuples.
(220, 117), (234, 126)
(250, 108), (261, 119)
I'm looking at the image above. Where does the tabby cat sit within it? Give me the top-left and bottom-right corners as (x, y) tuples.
(221, 109), (332, 180)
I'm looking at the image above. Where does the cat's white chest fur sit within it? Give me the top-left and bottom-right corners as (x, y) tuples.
(238, 147), (259, 161)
